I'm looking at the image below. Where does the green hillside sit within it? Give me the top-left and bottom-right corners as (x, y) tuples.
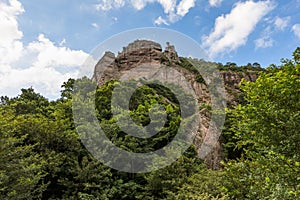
(0, 48), (299, 199)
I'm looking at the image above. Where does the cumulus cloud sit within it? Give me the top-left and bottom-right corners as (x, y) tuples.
(155, 0), (196, 24)
(0, 0), (24, 63)
(95, 0), (125, 11)
(292, 24), (300, 39)
(176, 0), (195, 17)
(96, 0), (195, 25)
(202, 0), (275, 58)
(0, 0), (89, 99)
(129, 0), (154, 10)
(209, 0), (223, 7)
(131, 0), (196, 24)
(26, 34), (87, 69)
(274, 16), (290, 31)
(129, 0), (177, 13)
(157, 0), (177, 14)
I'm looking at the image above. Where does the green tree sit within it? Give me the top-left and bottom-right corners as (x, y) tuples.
(223, 47), (300, 199)
(60, 78), (75, 99)
(0, 107), (48, 199)
(8, 87), (50, 116)
(173, 170), (228, 200)
(0, 87), (116, 199)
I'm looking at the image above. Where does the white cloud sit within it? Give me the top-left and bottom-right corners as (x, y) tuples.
(129, 0), (195, 24)
(96, 0), (195, 24)
(209, 0), (223, 7)
(26, 34), (87, 69)
(0, 0), (89, 99)
(176, 0), (195, 17)
(129, 0), (177, 13)
(292, 24), (300, 39)
(254, 26), (273, 49)
(129, 0), (153, 10)
(255, 15), (290, 49)
(157, 0), (177, 14)
(274, 16), (290, 31)
(255, 36), (273, 49)
(0, 0), (24, 63)
(154, 16), (169, 25)
(95, 0), (125, 11)
(202, 0), (275, 58)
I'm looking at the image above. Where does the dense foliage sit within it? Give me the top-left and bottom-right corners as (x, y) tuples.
(222, 48), (300, 199)
(0, 48), (299, 199)
(217, 62), (264, 72)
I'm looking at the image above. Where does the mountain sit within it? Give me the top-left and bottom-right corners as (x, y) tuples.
(92, 40), (262, 169)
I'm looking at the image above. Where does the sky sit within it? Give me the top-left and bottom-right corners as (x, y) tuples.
(1, 0), (300, 99)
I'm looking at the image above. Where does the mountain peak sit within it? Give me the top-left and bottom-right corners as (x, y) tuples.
(93, 40), (179, 85)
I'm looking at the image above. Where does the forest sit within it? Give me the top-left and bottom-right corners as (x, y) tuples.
(0, 48), (299, 199)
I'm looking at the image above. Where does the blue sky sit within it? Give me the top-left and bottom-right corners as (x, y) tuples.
(1, 0), (300, 99)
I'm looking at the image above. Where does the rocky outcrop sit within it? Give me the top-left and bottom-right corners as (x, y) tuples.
(93, 51), (118, 85)
(221, 71), (259, 106)
(116, 40), (163, 69)
(93, 40), (184, 85)
(92, 40), (259, 169)
(93, 40), (163, 85)
(164, 42), (179, 62)
(222, 71), (258, 87)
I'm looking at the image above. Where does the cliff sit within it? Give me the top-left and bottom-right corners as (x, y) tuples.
(92, 40), (260, 169)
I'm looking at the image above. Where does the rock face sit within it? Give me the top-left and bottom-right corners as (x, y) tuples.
(164, 42), (179, 62)
(221, 71), (259, 106)
(93, 40), (182, 85)
(93, 51), (117, 85)
(92, 40), (259, 169)
(222, 71), (258, 87)
(117, 40), (163, 68)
